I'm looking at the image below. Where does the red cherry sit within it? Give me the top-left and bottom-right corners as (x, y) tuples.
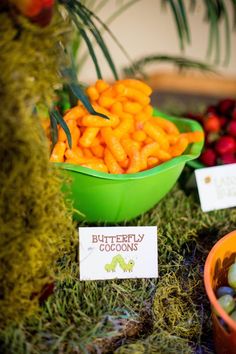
(219, 116), (227, 128)
(215, 136), (236, 155)
(204, 114), (221, 133)
(220, 152), (236, 165)
(228, 121), (236, 137)
(200, 149), (216, 166)
(218, 99), (235, 115)
(206, 105), (217, 115)
(232, 108), (236, 121)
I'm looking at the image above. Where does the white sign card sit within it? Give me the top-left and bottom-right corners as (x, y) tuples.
(195, 163), (236, 212)
(79, 226), (158, 281)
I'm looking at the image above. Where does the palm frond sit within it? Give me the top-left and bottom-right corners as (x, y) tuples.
(79, 1), (139, 74)
(204, 0), (220, 64)
(166, 0), (186, 51)
(51, 109), (72, 149)
(49, 111), (59, 149)
(165, 0), (236, 66)
(177, 0), (190, 44)
(77, 26), (102, 79)
(231, 0), (236, 28)
(61, 0), (118, 80)
(62, 67), (108, 119)
(123, 55), (216, 78)
(77, 0), (140, 76)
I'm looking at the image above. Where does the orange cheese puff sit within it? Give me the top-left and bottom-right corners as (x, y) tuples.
(70, 126), (81, 149)
(117, 97), (128, 104)
(123, 102), (143, 114)
(64, 106), (86, 121)
(86, 86), (99, 101)
(79, 127), (100, 147)
(58, 120), (77, 142)
(144, 105), (154, 116)
(114, 83), (126, 96)
(81, 114), (119, 128)
(121, 138), (141, 174)
(113, 117), (134, 139)
(97, 131), (105, 145)
(145, 136), (154, 144)
(101, 127), (127, 163)
(81, 162), (108, 173)
(154, 149), (172, 162)
(95, 79), (110, 93)
(147, 157), (159, 169)
(119, 79), (152, 96)
(167, 134), (179, 145)
(82, 148), (94, 158)
(90, 136), (100, 147)
(180, 131), (204, 143)
(65, 149), (85, 164)
(140, 142), (160, 170)
(101, 83), (125, 98)
(73, 146), (84, 158)
(50, 142), (66, 163)
(104, 148), (123, 174)
(150, 117), (179, 135)
(126, 149), (141, 174)
(98, 95), (115, 108)
(123, 86), (150, 106)
(143, 121), (169, 150)
(91, 144), (104, 159)
(169, 136), (189, 157)
(110, 101), (123, 115)
(134, 111), (150, 129)
(132, 130), (147, 142)
(119, 157), (129, 169)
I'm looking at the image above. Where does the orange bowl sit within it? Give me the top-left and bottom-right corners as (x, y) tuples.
(204, 230), (236, 354)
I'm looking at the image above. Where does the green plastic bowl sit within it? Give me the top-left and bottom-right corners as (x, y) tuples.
(56, 109), (204, 223)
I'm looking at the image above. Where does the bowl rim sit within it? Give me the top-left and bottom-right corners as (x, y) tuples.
(204, 230), (236, 331)
(55, 109), (204, 181)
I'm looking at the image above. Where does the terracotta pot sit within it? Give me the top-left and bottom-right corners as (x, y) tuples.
(204, 230), (236, 354)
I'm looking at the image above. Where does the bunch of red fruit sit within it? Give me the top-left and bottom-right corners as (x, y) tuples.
(186, 98), (236, 167)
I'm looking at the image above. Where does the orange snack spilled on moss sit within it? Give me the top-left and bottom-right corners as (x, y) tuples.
(46, 79), (204, 173)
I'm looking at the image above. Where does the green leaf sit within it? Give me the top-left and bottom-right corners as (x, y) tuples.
(49, 112), (58, 149)
(177, 0), (191, 44)
(231, 0), (236, 28)
(75, 3), (119, 80)
(77, 0), (140, 77)
(166, 0), (185, 51)
(204, 0), (220, 64)
(81, 1), (138, 74)
(189, 0), (196, 12)
(219, 0), (230, 65)
(123, 54), (216, 77)
(78, 27), (102, 79)
(51, 109), (72, 149)
(62, 67), (109, 119)
(68, 82), (108, 120)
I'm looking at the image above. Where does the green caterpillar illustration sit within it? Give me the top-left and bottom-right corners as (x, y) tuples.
(105, 254), (135, 272)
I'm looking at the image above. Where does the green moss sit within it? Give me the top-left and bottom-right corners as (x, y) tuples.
(0, 9), (76, 327)
(115, 332), (193, 354)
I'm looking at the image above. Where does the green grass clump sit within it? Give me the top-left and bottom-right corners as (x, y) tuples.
(1, 185), (236, 353)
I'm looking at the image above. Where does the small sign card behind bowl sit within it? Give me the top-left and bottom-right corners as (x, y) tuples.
(79, 226), (158, 281)
(195, 163), (236, 212)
